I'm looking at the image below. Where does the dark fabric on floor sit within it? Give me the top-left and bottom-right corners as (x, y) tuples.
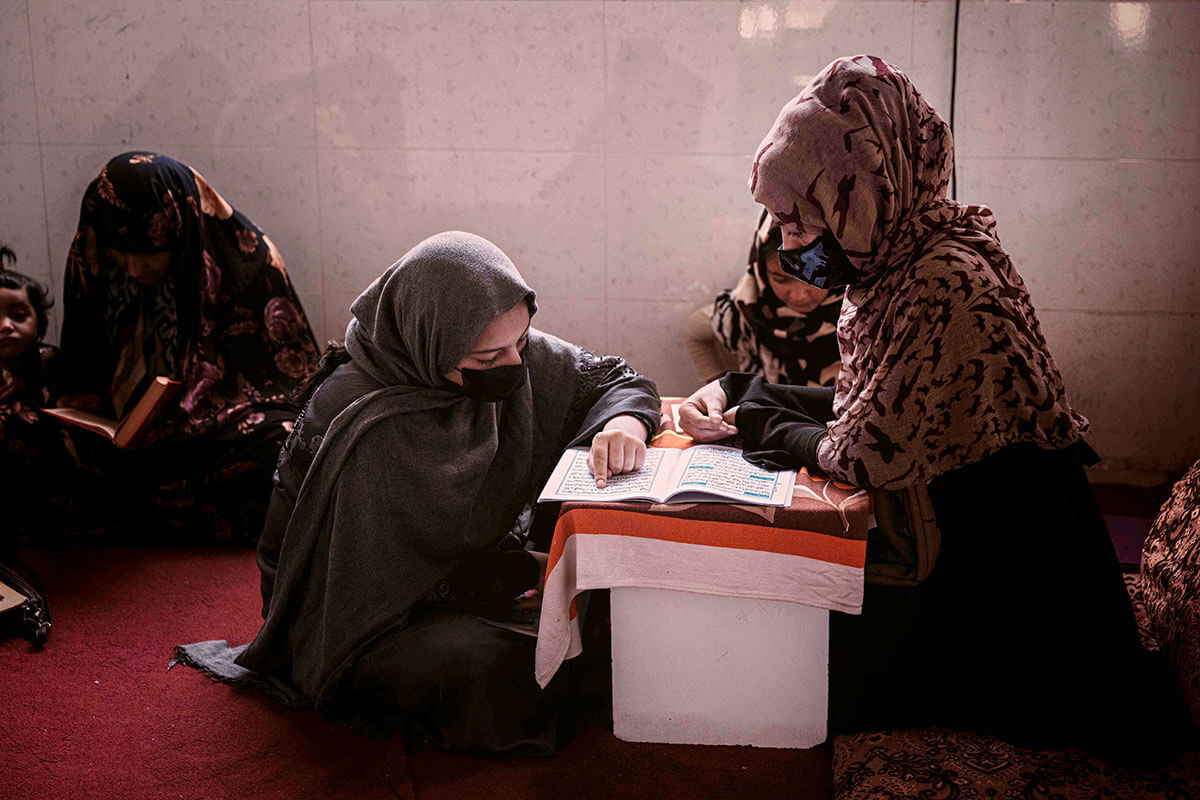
(1092, 480), (1176, 567)
(344, 606), (568, 755)
(831, 573), (1200, 800)
(828, 443), (1175, 755)
(1106, 514), (1155, 566)
(833, 726), (1200, 800)
(1, 544), (831, 800)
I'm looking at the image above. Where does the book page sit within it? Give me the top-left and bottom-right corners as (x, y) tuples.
(666, 444), (795, 506)
(41, 407), (119, 440)
(537, 447), (677, 503)
(114, 376), (180, 448)
(42, 376), (180, 447)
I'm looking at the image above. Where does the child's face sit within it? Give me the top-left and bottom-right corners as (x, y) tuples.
(0, 287), (39, 363)
(763, 250), (830, 314)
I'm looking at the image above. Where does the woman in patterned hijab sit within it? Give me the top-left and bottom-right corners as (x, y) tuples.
(54, 151), (320, 541)
(679, 56), (1180, 755)
(743, 55), (1087, 487)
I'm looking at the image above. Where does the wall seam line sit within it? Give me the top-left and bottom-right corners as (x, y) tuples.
(25, 0), (57, 339)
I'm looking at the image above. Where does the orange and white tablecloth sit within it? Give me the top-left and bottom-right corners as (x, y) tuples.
(533, 407), (871, 688)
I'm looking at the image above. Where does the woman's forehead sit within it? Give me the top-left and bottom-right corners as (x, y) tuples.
(470, 300), (530, 352)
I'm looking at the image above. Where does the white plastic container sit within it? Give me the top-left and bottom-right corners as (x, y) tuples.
(609, 586), (829, 748)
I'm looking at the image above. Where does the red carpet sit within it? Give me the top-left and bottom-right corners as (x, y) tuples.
(1, 545), (831, 799)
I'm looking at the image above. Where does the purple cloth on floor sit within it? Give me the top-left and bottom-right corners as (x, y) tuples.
(1105, 514), (1153, 565)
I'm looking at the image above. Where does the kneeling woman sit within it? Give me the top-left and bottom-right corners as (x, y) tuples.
(56, 152), (320, 541)
(176, 231), (660, 755)
(680, 56), (1173, 754)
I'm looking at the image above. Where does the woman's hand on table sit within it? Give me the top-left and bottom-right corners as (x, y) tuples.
(678, 380), (738, 442)
(588, 414), (648, 488)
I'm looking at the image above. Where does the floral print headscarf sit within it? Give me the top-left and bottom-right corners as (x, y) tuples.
(750, 55), (1088, 489)
(60, 151), (319, 440)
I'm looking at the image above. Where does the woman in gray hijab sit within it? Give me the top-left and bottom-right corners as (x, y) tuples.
(174, 231), (660, 755)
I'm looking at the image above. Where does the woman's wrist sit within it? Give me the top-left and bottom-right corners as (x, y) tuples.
(602, 413), (650, 442)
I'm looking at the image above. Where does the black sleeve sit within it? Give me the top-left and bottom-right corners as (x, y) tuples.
(719, 373), (835, 471)
(255, 399), (321, 618)
(720, 372), (836, 418)
(563, 352), (661, 449)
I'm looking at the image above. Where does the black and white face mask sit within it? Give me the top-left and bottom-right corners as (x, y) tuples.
(777, 229), (857, 290)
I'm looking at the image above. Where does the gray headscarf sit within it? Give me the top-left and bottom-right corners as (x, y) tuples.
(344, 230), (536, 386)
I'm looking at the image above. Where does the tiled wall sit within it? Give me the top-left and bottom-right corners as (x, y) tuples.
(1, 0), (1196, 477)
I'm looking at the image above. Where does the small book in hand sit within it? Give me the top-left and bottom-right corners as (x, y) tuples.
(537, 444), (796, 507)
(42, 376), (182, 449)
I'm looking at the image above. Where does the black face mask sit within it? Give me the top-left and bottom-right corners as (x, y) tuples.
(777, 229), (857, 290)
(455, 359), (527, 402)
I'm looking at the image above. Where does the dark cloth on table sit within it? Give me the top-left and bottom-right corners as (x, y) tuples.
(174, 231), (660, 755)
(55, 152), (319, 540)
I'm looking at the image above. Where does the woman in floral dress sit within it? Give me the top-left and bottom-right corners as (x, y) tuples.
(54, 152), (320, 542)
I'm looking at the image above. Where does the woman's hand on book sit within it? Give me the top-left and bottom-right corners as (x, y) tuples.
(589, 415), (649, 488)
(678, 380), (738, 442)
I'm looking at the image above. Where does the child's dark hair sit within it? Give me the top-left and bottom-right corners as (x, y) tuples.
(748, 209), (784, 281)
(0, 261), (53, 340)
(755, 224), (784, 271)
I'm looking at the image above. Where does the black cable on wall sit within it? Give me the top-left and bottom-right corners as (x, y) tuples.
(949, 0), (961, 200)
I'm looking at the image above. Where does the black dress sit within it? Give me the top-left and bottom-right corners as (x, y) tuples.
(241, 342), (658, 755)
(721, 374), (1169, 754)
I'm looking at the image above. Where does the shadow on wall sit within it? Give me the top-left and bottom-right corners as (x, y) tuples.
(89, 37), (733, 397)
(307, 34), (729, 398)
(97, 47), (233, 146)
(92, 49), (413, 348)
(535, 35), (743, 396)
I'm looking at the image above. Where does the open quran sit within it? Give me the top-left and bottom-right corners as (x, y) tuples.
(43, 376), (181, 449)
(538, 444), (795, 507)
